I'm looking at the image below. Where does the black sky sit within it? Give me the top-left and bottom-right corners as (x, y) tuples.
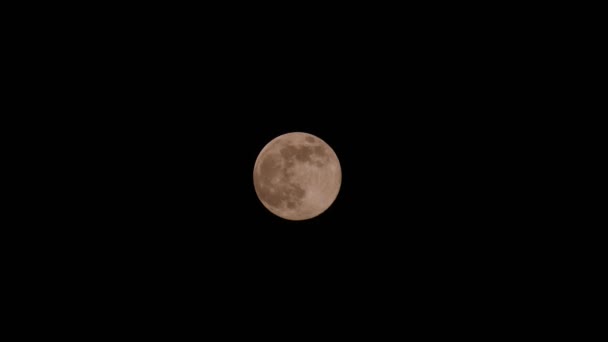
(48, 11), (524, 259)
(26, 8), (541, 323)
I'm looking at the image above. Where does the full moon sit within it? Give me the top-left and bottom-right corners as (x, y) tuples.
(253, 132), (342, 221)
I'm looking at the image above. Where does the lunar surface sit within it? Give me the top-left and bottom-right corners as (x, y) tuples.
(253, 132), (341, 221)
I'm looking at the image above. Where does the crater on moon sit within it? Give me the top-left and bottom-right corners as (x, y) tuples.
(253, 132), (341, 221)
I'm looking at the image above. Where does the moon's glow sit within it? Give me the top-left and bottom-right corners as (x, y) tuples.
(253, 132), (341, 221)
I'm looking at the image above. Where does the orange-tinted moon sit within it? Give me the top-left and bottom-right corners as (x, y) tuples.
(253, 132), (342, 220)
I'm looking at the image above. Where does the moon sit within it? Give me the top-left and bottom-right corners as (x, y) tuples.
(253, 132), (342, 221)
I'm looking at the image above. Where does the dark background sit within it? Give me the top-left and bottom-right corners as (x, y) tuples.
(17, 5), (550, 328)
(64, 19), (517, 248)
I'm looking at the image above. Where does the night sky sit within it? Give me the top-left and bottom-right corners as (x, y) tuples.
(26, 6), (538, 327)
(51, 15), (519, 266)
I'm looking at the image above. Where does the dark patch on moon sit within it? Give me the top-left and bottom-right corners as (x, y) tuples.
(305, 136), (316, 143)
(255, 152), (306, 210)
(260, 154), (281, 183)
(259, 181), (305, 210)
(280, 144), (314, 163)
(282, 166), (294, 180)
(257, 183), (282, 208)
(313, 145), (327, 157)
(290, 184), (305, 198)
